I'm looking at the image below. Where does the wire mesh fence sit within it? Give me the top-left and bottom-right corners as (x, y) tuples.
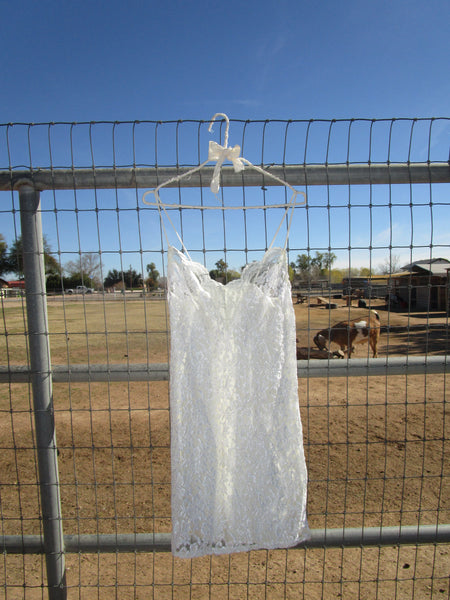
(0, 117), (449, 599)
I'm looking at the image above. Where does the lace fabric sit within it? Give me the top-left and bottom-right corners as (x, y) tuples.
(168, 246), (309, 558)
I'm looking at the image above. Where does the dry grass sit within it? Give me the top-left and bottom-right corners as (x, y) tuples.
(0, 296), (449, 599)
(2, 297), (169, 365)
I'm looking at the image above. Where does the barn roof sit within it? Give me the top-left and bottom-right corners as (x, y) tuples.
(401, 258), (450, 275)
(411, 264), (449, 276)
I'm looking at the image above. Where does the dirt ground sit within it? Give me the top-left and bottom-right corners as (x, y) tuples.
(0, 298), (449, 599)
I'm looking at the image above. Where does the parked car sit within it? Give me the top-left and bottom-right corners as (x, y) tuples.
(65, 285), (94, 295)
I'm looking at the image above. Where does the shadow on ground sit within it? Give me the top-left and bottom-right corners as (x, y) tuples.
(383, 327), (449, 355)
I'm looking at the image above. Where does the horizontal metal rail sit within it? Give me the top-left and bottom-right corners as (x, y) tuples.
(2, 524), (449, 554)
(0, 356), (447, 384)
(1, 162), (449, 192)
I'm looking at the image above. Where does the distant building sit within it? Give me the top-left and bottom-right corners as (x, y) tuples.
(400, 258), (450, 273)
(392, 258), (450, 311)
(342, 258), (450, 312)
(0, 279), (25, 298)
(7, 280), (26, 289)
(342, 275), (391, 299)
(0, 278), (9, 296)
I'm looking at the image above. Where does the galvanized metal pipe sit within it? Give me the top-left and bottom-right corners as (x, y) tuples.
(301, 524), (450, 548)
(2, 162), (449, 192)
(297, 354), (449, 378)
(0, 355), (447, 384)
(18, 185), (66, 600)
(1, 524), (449, 554)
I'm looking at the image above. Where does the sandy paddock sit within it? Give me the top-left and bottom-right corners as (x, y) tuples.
(0, 299), (448, 598)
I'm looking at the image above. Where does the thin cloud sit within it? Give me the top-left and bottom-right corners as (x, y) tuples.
(374, 223), (405, 245)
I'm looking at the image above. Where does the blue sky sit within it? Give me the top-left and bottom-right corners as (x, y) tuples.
(2, 0), (449, 122)
(1, 0), (449, 277)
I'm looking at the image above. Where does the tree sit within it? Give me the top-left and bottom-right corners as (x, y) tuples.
(288, 264), (295, 282)
(224, 269), (241, 283)
(215, 259), (227, 274)
(65, 253), (102, 286)
(311, 251), (337, 275)
(294, 253), (316, 283)
(103, 267), (142, 290)
(7, 235), (60, 277)
(104, 269), (122, 289)
(145, 262), (160, 290)
(325, 268), (344, 284)
(45, 252), (60, 276)
(294, 251), (337, 284)
(209, 258), (240, 283)
(378, 254), (402, 275)
(344, 267), (363, 278)
(324, 252), (337, 271)
(0, 234), (9, 276)
(7, 236), (26, 276)
(64, 273), (96, 289)
(125, 266), (142, 289)
(209, 259), (228, 281)
(296, 254), (312, 274)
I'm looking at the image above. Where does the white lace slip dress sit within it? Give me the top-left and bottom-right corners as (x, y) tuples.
(168, 244), (309, 558)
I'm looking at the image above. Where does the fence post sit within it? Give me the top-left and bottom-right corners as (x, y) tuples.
(18, 184), (66, 599)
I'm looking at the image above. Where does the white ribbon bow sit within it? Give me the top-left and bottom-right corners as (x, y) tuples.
(208, 140), (246, 194)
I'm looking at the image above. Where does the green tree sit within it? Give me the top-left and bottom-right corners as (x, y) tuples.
(209, 259), (240, 283)
(295, 253), (318, 283)
(125, 266), (142, 289)
(63, 273), (96, 289)
(103, 267), (142, 289)
(209, 259), (227, 281)
(104, 269), (122, 288)
(324, 268), (344, 284)
(7, 235), (59, 277)
(296, 254), (312, 274)
(215, 259), (227, 275)
(311, 251), (337, 275)
(224, 269), (241, 283)
(46, 273), (63, 293)
(145, 262), (160, 290)
(288, 264), (295, 282)
(0, 234), (9, 276)
(324, 252), (337, 271)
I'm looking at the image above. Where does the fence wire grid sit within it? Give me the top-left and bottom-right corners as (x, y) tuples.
(0, 117), (449, 599)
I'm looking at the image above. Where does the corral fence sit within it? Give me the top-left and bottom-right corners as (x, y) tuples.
(0, 117), (449, 599)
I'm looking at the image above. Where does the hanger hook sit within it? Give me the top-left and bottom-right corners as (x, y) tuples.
(208, 113), (230, 148)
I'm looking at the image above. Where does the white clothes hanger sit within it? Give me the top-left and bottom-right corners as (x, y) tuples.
(142, 113), (307, 211)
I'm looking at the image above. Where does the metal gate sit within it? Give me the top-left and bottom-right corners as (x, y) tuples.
(0, 117), (449, 599)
